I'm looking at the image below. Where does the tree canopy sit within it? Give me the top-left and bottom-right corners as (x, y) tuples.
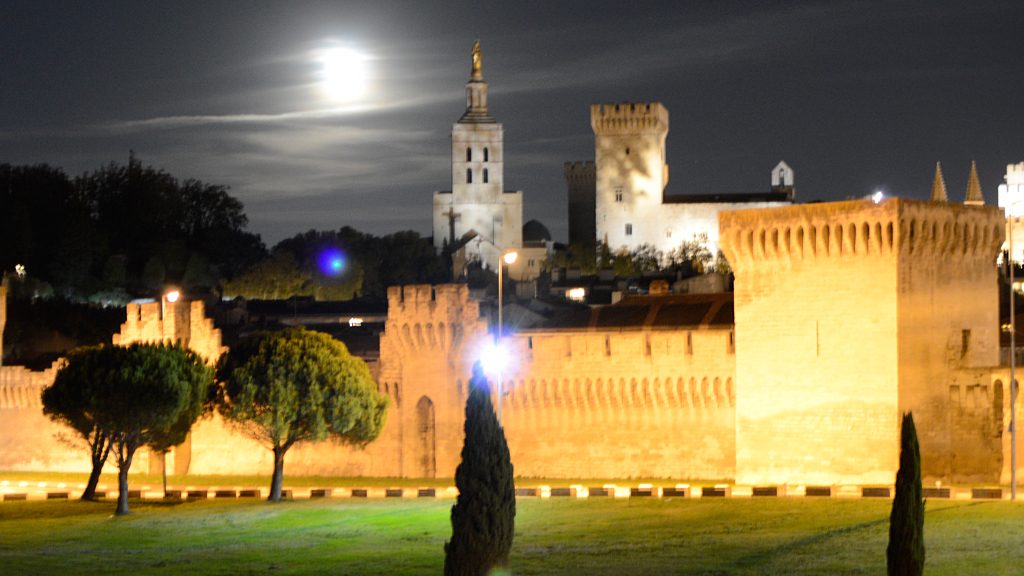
(0, 157), (265, 302)
(43, 343), (213, 514)
(217, 327), (388, 500)
(444, 363), (516, 576)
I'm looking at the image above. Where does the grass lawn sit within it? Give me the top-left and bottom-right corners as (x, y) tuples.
(1, 497), (1023, 575)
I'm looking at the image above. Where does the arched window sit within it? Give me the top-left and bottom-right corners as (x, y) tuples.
(466, 168), (472, 183)
(483, 147), (489, 162)
(483, 168), (489, 183)
(466, 148), (472, 161)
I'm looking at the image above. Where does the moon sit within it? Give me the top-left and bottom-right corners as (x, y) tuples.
(318, 47), (368, 101)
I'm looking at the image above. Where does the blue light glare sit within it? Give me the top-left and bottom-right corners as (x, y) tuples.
(317, 248), (346, 277)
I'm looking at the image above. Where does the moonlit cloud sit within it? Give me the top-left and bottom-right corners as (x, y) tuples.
(2, 0), (1023, 245)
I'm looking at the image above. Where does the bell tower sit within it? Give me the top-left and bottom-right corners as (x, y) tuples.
(433, 41), (522, 268)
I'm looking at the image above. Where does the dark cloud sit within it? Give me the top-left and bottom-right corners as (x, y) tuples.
(2, 0), (1023, 244)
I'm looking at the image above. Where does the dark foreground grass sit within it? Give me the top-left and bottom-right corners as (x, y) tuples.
(1, 497), (1022, 575)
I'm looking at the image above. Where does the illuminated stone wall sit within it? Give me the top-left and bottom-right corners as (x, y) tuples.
(500, 328), (736, 479)
(721, 198), (1005, 485)
(112, 299), (226, 363)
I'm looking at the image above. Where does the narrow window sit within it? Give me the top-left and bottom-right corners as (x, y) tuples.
(625, 147), (630, 155)
(728, 331), (735, 354)
(466, 148), (472, 161)
(604, 335), (611, 356)
(961, 329), (971, 357)
(686, 332), (693, 355)
(528, 336), (533, 349)
(625, 223), (633, 236)
(615, 188), (623, 202)
(466, 168), (472, 183)
(666, 229), (673, 239)
(483, 168), (489, 183)
(483, 147), (489, 162)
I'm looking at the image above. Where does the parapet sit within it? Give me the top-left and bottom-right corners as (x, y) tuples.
(112, 299), (225, 363)
(590, 102), (669, 136)
(386, 284), (481, 325)
(563, 161), (596, 185)
(719, 198), (1005, 268)
(1008, 162), (1024, 185)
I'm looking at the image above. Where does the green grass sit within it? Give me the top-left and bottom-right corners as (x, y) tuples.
(1, 497), (1023, 575)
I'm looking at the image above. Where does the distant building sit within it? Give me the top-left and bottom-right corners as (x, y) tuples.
(998, 161), (1024, 262)
(567, 102), (792, 257)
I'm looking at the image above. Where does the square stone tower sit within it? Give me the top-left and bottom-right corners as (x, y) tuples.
(432, 41), (523, 268)
(720, 198), (1005, 485)
(592, 102), (669, 250)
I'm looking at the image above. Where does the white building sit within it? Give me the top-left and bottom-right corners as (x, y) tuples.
(998, 162), (1024, 262)
(433, 41), (523, 270)
(587, 102), (793, 258)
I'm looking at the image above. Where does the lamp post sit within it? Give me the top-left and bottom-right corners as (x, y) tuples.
(496, 250), (518, 425)
(1010, 213), (1017, 501)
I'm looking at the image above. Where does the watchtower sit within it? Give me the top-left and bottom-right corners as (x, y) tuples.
(720, 198), (1004, 484)
(591, 102), (669, 250)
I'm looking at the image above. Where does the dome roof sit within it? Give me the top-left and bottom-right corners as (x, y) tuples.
(522, 219), (552, 243)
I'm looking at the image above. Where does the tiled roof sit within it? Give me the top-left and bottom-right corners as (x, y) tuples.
(531, 293), (734, 332)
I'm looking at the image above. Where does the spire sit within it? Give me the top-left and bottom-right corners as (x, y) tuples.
(930, 162), (948, 203)
(964, 160), (984, 205)
(459, 40), (494, 124)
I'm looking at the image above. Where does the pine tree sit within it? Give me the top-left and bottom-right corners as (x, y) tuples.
(887, 411), (925, 576)
(444, 363), (516, 576)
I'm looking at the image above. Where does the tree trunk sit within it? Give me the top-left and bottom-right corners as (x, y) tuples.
(115, 448), (135, 516)
(82, 460), (103, 501)
(269, 446), (286, 502)
(82, 435), (110, 501)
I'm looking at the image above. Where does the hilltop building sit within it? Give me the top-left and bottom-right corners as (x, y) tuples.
(565, 102), (793, 256)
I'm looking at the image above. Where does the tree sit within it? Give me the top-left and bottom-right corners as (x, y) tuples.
(887, 412), (925, 576)
(43, 343), (213, 514)
(217, 328), (388, 501)
(665, 238), (713, 273)
(444, 363), (516, 576)
(42, 346), (114, 500)
(221, 249), (311, 300)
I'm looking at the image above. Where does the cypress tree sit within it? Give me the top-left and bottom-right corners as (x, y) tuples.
(887, 411), (925, 576)
(444, 363), (516, 576)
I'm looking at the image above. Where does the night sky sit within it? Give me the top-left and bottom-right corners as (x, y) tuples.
(2, 1), (1022, 245)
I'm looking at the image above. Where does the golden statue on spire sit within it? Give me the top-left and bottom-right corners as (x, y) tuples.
(471, 39), (483, 78)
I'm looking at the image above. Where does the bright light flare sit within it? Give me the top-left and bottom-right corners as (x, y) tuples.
(317, 47), (368, 101)
(317, 248), (347, 277)
(479, 342), (510, 376)
(871, 190), (884, 204)
(165, 290), (180, 303)
(502, 251), (518, 265)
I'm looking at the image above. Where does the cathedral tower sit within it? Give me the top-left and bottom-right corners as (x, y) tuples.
(432, 41), (523, 267)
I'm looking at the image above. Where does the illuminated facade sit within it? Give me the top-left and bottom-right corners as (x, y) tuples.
(432, 41), (523, 269)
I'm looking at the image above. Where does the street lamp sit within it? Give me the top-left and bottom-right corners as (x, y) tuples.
(495, 250), (518, 424)
(161, 288), (180, 322)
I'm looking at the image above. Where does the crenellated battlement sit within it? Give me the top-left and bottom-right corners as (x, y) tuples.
(563, 161), (595, 185)
(382, 284), (487, 354)
(1008, 162), (1024, 185)
(720, 198), (1004, 267)
(591, 102), (668, 135)
(112, 299), (225, 363)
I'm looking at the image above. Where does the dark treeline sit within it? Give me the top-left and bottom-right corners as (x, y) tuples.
(1, 156), (265, 303)
(225, 227), (449, 301)
(2, 157), (447, 305)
